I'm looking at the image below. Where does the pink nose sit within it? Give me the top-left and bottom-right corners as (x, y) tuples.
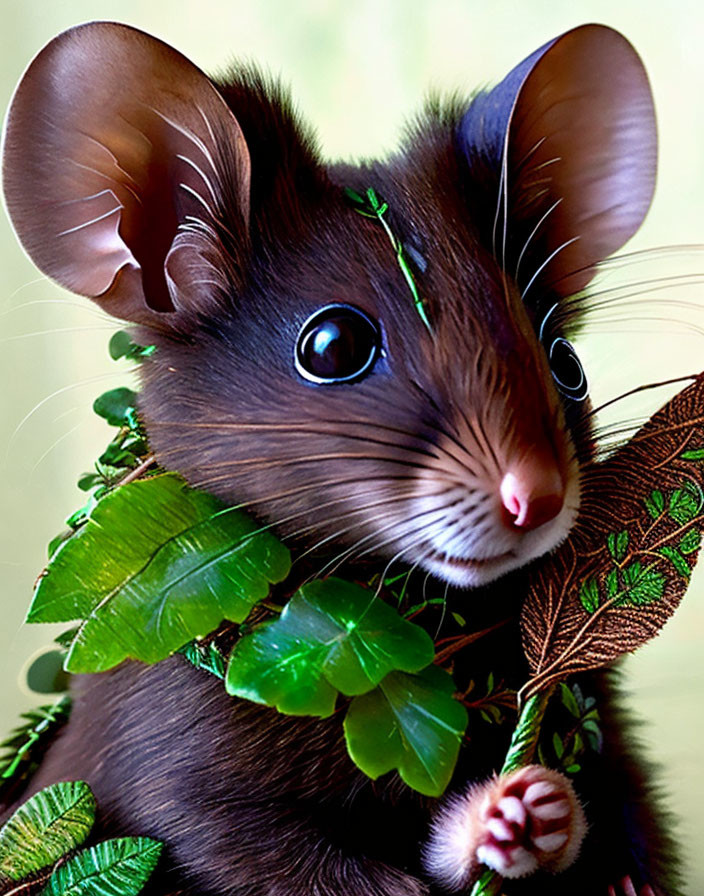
(500, 468), (565, 531)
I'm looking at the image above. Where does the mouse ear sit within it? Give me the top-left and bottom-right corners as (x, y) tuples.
(459, 24), (657, 299)
(2, 22), (251, 327)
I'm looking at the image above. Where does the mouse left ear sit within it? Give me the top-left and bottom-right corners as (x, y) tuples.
(2, 22), (251, 328)
(459, 24), (657, 299)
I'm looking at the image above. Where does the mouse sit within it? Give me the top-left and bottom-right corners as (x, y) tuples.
(0, 19), (681, 896)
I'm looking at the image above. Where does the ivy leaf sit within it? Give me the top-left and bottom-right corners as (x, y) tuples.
(92, 388), (138, 428)
(42, 837), (162, 896)
(108, 331), (156, 362)
(226, 578), (435, 716)
(522, 374), (704, 696)
(28, 474), (291, 673)
(0, 781), (95, 880)
(343, 665), (468, 797)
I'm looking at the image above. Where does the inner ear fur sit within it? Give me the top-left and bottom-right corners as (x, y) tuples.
(459, 24), (657, 299)
(2, 22), (252, 327)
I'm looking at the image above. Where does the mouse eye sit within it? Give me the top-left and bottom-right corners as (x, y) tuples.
(549, 338), (588, 401)
(295, 304), (381, 384)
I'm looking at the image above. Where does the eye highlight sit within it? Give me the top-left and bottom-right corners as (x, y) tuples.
(295, 304), (381, 384)
(549, 337), (588, 401)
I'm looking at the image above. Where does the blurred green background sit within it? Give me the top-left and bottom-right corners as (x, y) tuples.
(1, 0), (702, 889)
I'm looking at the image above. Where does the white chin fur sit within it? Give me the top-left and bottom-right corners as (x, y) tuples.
(419, 472), (580, 587)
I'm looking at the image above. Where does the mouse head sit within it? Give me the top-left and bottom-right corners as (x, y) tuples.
(2, 22), (656, 586)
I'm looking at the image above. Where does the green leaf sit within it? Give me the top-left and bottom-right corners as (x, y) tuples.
(565, 763), (581, 774)
(92, 388), (138, 427)
(108, 331), (157, 363)
(681, 447), (704, 461)
(559, 683), (580, 717)
(43, 836), (162, 896)
(644, 489), (665, 519)
(343, 665), (468, 797)
(0, 781), (95, 880)
(179, 640), (227, 681)
(659, 545), (691, 579)
(28, 474), (291, 673)
(579, 578), (600, 613)
(605, 568), (619, 599)
(552, 732), (564, 759)
(679, 528), (702, 555)
(668, 487), (700, 525)
(226, 579), (435, 716)
(619, 563), (666, 606)
(607, 530), (629, 561)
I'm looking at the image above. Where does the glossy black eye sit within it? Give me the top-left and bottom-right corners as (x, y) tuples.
(549, 338), (588, 401)
(295, 304), (381, 384)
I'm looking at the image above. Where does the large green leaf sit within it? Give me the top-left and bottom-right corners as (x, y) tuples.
(343, 665), (468, 797)
(28, 474), (291, 672)
(225, 578), (435, 717)
(0, 781), (95, 880)
(43, 837), (162, 896)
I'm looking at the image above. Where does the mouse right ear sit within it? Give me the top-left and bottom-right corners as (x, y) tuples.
(458, 25), (657, 299)
(2, 22), (251, 328)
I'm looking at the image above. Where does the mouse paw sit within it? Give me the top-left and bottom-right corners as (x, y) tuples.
(607, 876), (659, 896)
(423, 765), (586, 890)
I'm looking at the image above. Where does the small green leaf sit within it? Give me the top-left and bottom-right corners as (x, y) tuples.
(679, 528), (702, 555)
(659, 545), (691, 579)
(607, 530), (629, 561)
(668, 488), (700, 525)
(0, 781), (95, 879)
(619, 563), (666, 605)
(559, 683), (580, 717)
(92, 388), (138, 427)
(343, 665), (468, 797)
(226, 579), (435, 716)
(77, 473), (102, 492)
(179, 640), (226, 681)
(565, 763), (581, 775)
(552, 732), (564, 759)
(644, 489), (665, 519)
(28, 474), (291, 673)
(42, 836), (162, 896)
(681, 447), (704, 461)
(108, 331), (157, 363)
(579, 578), (600, 613)
(605, 568), (619, 599)
(451, 612), (466, 627)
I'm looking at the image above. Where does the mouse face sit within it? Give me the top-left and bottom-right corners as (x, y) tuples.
(2, 22), (657, 588)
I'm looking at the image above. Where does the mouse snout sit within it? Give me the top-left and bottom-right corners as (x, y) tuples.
(499, 458), (565, 532)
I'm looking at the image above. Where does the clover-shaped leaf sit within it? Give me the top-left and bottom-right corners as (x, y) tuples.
(343, 665), (468, 797)
(226, 578), (435, 716)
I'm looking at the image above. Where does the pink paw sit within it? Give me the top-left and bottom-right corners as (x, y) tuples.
(608, 877), (657, 896)
(424, 765), (587, 889)
(474, 765), (586, 878)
